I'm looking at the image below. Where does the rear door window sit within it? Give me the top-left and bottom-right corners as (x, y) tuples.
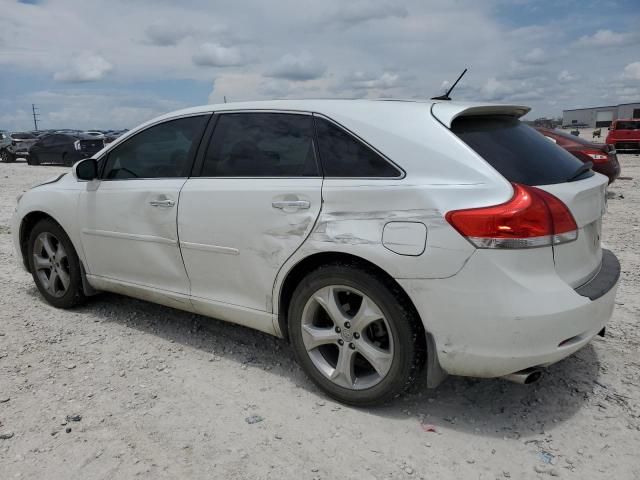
(201, 113), (318, 177)
(452, 116), (590, 185)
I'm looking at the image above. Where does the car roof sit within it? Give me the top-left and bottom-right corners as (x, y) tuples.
(140, 98), (530, 132)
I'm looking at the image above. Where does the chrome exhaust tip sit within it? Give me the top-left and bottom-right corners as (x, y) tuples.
(502, 367), (543, 385)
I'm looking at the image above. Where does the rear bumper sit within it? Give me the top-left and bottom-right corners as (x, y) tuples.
(613, 141), (640, 151)
(399, 247), (619, 378)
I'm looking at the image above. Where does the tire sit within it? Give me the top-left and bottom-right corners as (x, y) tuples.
(29, 153), (40, 165)
(288, 262), (424, 406)
(0, 149), (14, 163)
(27, 219), (86, 309)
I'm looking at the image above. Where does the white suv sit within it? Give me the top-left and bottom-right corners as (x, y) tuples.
(12, 100), (620, 405)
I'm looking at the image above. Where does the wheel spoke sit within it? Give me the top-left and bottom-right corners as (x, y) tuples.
(47, 270), (60, 295)
(41, 234), (56, 259)
(331, 347), (356, 388)
(33, 254), (52, 270)
(55, 242), (67, 262)
(57, 267), (70, 290)
(350, 296), (384, 332)
(301, 324), (340, 351)
(313, 286), (349, 326)
(356, 339), (393, 377)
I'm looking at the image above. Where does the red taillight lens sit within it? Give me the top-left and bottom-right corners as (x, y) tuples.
(581, 149), (609, 164)
(445, 183), (578, 249)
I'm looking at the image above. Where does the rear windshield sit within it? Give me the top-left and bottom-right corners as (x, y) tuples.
(11, 133), (36, 139)
(452, 116), (590, 185)
(615, 121), (640, 130)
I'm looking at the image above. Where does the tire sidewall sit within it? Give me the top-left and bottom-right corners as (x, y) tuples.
(27, 219), (84, 308)
(288, 265), (417, 406)
(1, 150), (13, 163)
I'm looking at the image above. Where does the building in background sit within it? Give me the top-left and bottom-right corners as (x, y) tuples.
(562, 102), (640, 128)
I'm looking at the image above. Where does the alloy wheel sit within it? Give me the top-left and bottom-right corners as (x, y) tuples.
(301, 285), (394, 390)
(32, 232), (71, 298)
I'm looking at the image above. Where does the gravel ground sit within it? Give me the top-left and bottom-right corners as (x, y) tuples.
(1, 153), (639, 479)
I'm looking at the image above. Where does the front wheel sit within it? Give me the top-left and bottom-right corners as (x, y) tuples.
(28, 153), (40, 165)
(0, 149), (14, 163)
(27, 219), (86, 308)
(288, 263), (424, 406)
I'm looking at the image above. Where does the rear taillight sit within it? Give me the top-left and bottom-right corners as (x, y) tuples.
(582, 149), (609, 164)
(445, 183), (578, 249)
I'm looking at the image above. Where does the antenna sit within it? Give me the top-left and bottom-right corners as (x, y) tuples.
(431, 68), (468, 101)
(32, 104), (41, 131)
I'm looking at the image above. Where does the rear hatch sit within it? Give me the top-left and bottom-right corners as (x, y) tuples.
(441, 108), (607, 289)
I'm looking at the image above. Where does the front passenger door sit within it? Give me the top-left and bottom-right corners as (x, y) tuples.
(78, 114), (210, 294)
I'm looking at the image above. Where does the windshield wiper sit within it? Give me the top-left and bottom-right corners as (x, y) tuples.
(567, 161), (593, 182)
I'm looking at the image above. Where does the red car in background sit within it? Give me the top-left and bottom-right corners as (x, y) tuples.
(536, 127), (620, 184)
(605, 119), (640, 152)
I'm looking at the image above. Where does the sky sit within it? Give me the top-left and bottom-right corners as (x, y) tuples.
(0, 0), (638, 131)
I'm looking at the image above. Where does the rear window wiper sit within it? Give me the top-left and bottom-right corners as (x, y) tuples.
(567, 161), (593, 182)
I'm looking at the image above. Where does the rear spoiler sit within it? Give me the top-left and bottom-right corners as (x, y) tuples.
(431, 102), (531, 128)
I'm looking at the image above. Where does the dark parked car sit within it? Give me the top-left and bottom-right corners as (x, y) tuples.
(0, 132), (38, 163)
(535, 127), (620, 184)
(28, 133), (104, 166)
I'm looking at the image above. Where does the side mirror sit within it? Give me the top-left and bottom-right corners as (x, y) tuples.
(75, 158), (98, 181)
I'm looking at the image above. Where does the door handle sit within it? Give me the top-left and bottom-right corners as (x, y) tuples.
(149, 199), (176, 207)
(272, 200), (310, 210)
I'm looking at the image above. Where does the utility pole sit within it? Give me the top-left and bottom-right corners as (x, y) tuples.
(31, 104), (40, 131)
(223, 96), (227, 103)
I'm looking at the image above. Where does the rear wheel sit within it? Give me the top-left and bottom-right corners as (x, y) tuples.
(62, 152), (73, 167)
(27, 219), (86, 308)
(0, 149), (14, 163)
(288, 263), (423, 406)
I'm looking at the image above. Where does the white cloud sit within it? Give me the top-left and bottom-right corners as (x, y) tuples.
(53, 53), (113, 82)
(265, 53), (326, 81)
(576, 29), (638, 48)
(193, 43), (245, 67)
(558, 70), (576, 82)
(348, 72), (399, 90)
(622, 61), (640, 81)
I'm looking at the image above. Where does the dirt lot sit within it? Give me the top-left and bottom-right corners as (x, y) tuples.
(1, 152), (639, 479)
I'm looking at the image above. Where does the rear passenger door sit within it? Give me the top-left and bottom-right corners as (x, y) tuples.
(178, 112), (322, 324)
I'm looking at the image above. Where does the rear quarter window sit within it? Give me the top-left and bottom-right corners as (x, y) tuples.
(452, 116), (590, 185)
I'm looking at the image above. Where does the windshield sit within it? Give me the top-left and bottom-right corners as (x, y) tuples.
(11, 133), (36, 139)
